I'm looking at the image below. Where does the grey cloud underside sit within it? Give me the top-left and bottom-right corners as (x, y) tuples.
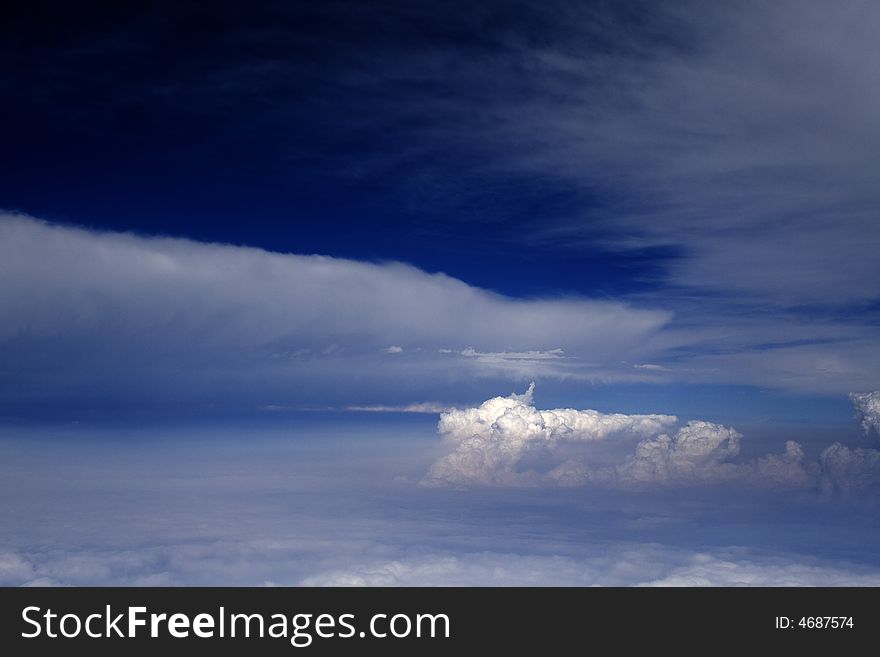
(424, 386), (880, 490)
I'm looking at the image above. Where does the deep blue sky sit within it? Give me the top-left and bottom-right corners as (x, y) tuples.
(0, 0), (671, 298)
(1, 0), (879, 421)
(1, 0), (880, 589)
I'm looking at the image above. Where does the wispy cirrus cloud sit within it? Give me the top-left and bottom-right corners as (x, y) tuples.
(274, 1), (880, 395)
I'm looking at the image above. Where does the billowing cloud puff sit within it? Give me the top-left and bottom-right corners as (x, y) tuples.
(613, 421), (742, 487)
(436, 383), (675, 442)
(850, 391), (880, 436)
(819, 443), (880, 492)
(0, 214), (672, 412)
(749, 441), (813, 489)
(424, 386), (824, 490)
(606, 431), (811, 490)
(423, 383), (676, 487)
(553, 426), (813, 490)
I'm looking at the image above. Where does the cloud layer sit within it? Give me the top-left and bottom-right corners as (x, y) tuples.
(301, 550), (880, 587)
(2, 214), (877, 408)
(0, 214), (670, 411)
(1, 419), (878, 587)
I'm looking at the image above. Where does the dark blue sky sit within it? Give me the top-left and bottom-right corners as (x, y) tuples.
(1, 0), (880, 589)
(1, 0), (878, 420)
(0, 0), (672, 298)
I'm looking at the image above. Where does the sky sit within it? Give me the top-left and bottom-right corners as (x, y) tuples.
(1, 0), (879, 586)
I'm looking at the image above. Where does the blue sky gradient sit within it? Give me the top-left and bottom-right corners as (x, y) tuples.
(1, 0), (879, 585)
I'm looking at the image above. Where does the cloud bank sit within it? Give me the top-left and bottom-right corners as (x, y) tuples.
(850, 391), (880, 436)
(425, 385), (879, 491)
(1, 420), (878, 587)
(606, 424), (810, 490)
(0, 214), (670, 412)
(1, 214), (877, 412)
(301, 550), (880, 587)
(423, 383), (676, 486)
(6, 542), (880, 588)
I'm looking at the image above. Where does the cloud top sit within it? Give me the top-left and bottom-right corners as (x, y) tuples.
(425, 384), (675, 487)
(850, 391), (880, 436)
(425, 385), (880, 491)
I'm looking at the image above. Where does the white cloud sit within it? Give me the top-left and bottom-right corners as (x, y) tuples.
(819, 443), (880, 492)
(850, 390), (880, 436)
(422, 385), (865, 490)
(1, 423), (877, 587)
(460, 347), (565, 361)
(641, 553), (880, 587)
(813, 393), (880, 491)
(8, 541), (880, 588)
(749, 441), (814, 489)
(347, 402), (449, 414)
(0, 551), (36, 584)
(301, 550), (880, 587)
(0, 214), (671, 409)
(1, 214), (875, 403)
(454, 348), (586, 380)
(423, 383), (676, 487)
(606, 427), (811, 490)
(610, 421), (743, 487)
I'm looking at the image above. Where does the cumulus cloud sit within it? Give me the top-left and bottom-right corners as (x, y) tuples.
(606, 427), (812, 490)
(423, 385), (871, 490)
(812, 392), (880, 491)
(424, 383), (676, 487)
(850, 391), (880, 436)
(0, 214), (671, 412)
(819, 443), (880, 492)
(611, 421), (743, 487)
